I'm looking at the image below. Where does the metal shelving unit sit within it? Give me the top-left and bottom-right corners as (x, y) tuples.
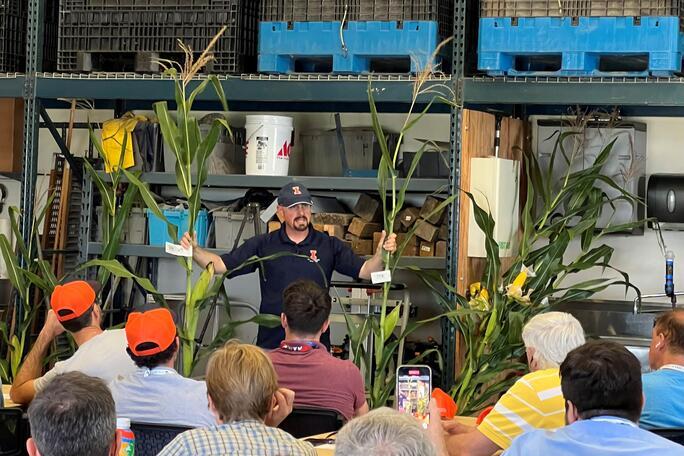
(98, 172), (449, 193)
(17, 0), (462, 386)
(0, 74), (25, 97)
(463, 76), (684, 112)
(36, 73), (453, 105)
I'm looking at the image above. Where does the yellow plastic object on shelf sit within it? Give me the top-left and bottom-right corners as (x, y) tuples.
(101, 114), (147, 172)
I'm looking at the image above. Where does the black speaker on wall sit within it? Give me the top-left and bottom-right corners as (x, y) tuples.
(647, 174), (684, 228)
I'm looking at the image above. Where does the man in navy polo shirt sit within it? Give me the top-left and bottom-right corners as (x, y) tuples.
(181, 181), (397, 349)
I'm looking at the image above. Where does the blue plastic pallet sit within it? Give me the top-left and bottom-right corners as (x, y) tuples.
(478, 16), (684, 77)
(259, 21), (441, 74)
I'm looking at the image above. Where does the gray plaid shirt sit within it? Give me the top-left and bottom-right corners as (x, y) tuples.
(158, 419), (316, 456)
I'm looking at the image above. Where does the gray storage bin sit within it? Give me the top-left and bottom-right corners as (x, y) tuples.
(95, 207), (146, 244)
(213, 210), (267, 250)
(301, 127), (399, 177)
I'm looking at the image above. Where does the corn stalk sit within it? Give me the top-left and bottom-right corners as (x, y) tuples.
(350, 41), (457, 407)
(0, 201), (58, 382)
(413, 117), (645, 415)
(83, 126), (142, 308)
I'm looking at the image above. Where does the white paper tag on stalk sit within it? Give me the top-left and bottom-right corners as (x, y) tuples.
(371, 270), (392, 284)
(165, 242), (193, 258)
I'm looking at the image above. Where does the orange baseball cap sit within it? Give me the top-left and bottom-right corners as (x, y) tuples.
(50, 281), (96, 322)
(125, 308), (177, 356)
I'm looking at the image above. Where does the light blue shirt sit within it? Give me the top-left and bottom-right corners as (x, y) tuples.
(641, 367), (684, 429)
(504, 416), (684, 456)
(109, 367), (215, 428)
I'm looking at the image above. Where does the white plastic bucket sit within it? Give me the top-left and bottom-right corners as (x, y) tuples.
(245, 115), (294, 176)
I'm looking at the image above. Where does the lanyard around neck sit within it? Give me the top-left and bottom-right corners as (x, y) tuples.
(280, 340), (319, 353)
(141, 367), (176, 377)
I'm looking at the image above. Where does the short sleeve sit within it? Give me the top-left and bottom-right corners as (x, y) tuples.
(478, 378), (544, 449)
(344, 362), (366, 411)
(33, 364), (62, 392)
(219, 235), (262, 278)
(331, 237), (365, 279)
(157, 434), (189, 456)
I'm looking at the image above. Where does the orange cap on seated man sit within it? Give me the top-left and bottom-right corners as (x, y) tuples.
(50, 280), (97, 322)
(125, 308), (177, 356)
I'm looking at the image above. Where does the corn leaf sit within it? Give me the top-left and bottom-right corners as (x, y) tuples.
(76, 259), (166, 305)
(121, 168), (178, 242)
(0, 234), (25, 300)
(83, 158), (115, 216)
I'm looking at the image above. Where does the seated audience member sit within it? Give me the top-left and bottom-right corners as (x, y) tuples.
(444, 312), (585, 455)
(159, 340), (315, 456)
(109, 308), (215, 428)
(10, 281), (136, 404)
(27, 371), (120, 456)
(504, 341), (684, 455)
(269, 280), (368, 420)
(336, 407), (439, 456)
(640, 310), (684, 429)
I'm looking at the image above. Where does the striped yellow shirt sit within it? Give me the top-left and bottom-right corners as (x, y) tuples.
(478, 367), (565, 449)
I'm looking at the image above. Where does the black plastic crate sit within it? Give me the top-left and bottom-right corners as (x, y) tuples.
(260, 0), (453, 38)
(0, 7), (25, 72)
(58, 0), (258, 73)
(480, 0), (684, 18)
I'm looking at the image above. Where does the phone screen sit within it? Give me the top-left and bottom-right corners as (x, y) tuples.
(396, 365), (432, 429)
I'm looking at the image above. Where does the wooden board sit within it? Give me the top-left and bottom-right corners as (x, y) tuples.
(457, 111), (526, 294)
(454, 110), (527, 382)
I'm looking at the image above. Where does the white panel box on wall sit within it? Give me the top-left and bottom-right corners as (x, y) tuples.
(536, 120), (646, 233)
(468, 157), (520, 258)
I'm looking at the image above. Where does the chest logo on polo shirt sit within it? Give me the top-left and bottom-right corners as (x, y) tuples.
(308, 249), (320, 263)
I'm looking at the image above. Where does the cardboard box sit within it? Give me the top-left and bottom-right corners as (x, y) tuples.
(0, 99), (23, 173)
(419, 241), (435, 257)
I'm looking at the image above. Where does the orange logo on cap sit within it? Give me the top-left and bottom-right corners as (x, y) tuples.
(292, 186), (302, 195)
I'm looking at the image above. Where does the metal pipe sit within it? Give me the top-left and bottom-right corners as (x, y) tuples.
(633, 292), (684, 315)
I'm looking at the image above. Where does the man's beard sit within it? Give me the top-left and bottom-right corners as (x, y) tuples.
(293, 217), (309, 231)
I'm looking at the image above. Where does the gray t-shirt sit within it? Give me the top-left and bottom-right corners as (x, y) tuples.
(34, 329), (137, 391)
(109, 367), (215, 428)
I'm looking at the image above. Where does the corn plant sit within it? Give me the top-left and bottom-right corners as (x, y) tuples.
(83, 128), (142, 307)
(108, 30), (231, 376)
(0, 202), (58, 382)
(414, 125), (644, 415)
(346, 47), (458, 407)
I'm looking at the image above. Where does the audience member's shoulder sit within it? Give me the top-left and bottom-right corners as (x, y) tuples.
(506, 428), (550, 454)
(517, 367), (559, 384)
(334, 356), (363, 374)
(642, 368), (679, 385)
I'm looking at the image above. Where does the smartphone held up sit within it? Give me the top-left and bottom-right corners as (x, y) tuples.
(395, 365), (432, 429)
